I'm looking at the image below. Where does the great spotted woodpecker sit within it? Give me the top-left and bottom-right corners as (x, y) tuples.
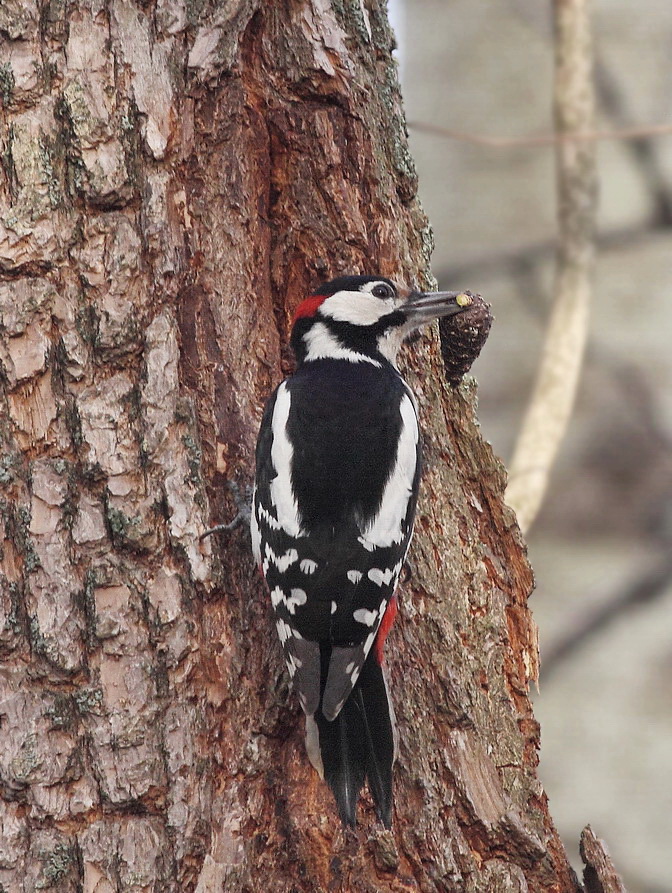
(252, 275), (471, 827)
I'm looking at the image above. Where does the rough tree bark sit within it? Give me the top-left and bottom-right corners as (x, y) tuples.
(0, 2), (600, 891)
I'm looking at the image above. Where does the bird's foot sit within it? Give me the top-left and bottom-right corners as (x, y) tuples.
(200, 480), (252, 539)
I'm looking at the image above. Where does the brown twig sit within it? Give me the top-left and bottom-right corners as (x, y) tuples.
(505, 0), (598, 534)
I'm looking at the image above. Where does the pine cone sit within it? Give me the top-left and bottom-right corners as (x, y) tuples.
(438, 291), (493, 385)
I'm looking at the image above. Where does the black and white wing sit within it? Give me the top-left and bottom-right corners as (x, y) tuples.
(252, 382), (322, 714)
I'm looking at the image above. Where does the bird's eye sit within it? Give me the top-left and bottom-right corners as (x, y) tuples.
(371, 283), (395, 299)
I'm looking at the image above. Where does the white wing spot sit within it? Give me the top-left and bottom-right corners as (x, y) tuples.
(265, 544), (299, 572)
(257, 501), (282, 531)
(357, 536), (376, 553)
(331, 601), (337, 614)
(368, 567), (395, 587)
(270, 587), (285, 608)
(300, 559), (318, 574)
(276, 619), (294, 644)
(345, 661), (355, 674)
(353, 608), (377, 627)
(286, 588), (307, 615)
(347, 570), (363, 584)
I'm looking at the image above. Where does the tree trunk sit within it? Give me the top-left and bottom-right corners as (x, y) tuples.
(0, 2), (581, 891)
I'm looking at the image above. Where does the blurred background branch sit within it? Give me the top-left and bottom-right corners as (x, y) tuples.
(505, 0), (598, 534)
(396, 0), (672, 885)
(409, 119), (672, 149)
(542, 554), (672, 682)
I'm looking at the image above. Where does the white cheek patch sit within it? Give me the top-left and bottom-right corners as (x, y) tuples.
(320, 290), (393, 325)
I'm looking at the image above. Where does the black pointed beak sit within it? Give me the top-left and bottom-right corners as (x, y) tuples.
(403, 290), (473, 326)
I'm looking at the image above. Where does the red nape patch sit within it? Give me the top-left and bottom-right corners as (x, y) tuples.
(374, 596), (398, 665)
(293, 294), (327, 323)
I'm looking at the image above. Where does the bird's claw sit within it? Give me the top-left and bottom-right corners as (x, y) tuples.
(200, 480), (252, 540)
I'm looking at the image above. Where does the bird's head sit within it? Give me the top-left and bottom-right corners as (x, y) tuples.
(290, 274), (472, 366)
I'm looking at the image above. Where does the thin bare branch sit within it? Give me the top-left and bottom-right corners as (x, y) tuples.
(594, 57), (672, 224)
(408, 119), (672, 149)
(505, 0), (598, 534)
(541, 555), (672, 681)
(436, 217), (669, 285)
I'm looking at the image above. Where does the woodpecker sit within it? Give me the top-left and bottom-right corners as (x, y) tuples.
(252, 274), (471, 828)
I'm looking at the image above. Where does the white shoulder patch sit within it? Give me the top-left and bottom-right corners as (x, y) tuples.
(362, 393), (419, 548)
(269, 383), (303, 536)
(250, 486), (262, 563)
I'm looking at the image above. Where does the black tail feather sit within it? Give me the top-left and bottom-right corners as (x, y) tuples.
(317, 694), (367, 825)
(315, 649), (394, 827)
